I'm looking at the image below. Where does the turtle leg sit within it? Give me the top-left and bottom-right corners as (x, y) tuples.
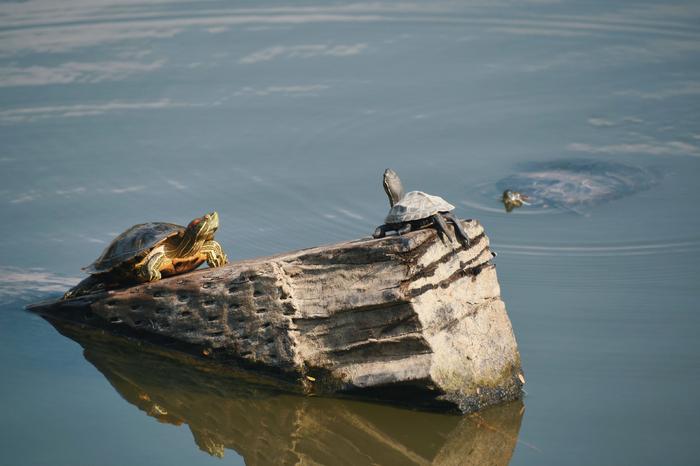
(202, 240), (228, 268)
(137, 246), (167, 282)
(431, 214), (454, 245)
(63, 275), (105, 300)
(442, 212), (470, 247)
(397, 223), (412, 235)
(373, 224), (391, 238)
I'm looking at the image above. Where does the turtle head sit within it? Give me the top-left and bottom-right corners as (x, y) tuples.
(187, 211), (219, 241)
(502, 190), (530, 212)
(382, 169), (405, 207)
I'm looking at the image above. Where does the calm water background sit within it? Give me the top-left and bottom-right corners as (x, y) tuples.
(1, 0), (700, 464)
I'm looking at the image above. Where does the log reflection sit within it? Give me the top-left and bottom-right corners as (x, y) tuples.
(48, 319), (525, 465)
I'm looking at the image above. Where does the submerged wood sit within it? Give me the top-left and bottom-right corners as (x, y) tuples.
(28, 220), (524, 413)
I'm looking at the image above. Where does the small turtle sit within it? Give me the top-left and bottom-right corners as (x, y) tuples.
(496, 159), (658, 212)
(372, 169), (470, 246)
(501, 190), (530, 212)
(63, 212), (227, 299)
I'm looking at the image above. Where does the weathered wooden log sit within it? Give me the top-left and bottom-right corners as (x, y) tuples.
(28, 220), (524, 413)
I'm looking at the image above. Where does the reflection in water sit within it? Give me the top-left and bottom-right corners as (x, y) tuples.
(47, 318), (525, 465)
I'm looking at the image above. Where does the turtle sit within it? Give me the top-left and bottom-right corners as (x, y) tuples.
(501, 190), (530, 212)
(495, 159), (659, 212)
(372, 169), (470, 246)
(63, 211), (228, 299)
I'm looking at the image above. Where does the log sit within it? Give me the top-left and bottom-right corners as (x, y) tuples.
(28, 220), (524, 413)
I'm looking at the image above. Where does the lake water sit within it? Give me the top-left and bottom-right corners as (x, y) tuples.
(1, 1), (699, 464)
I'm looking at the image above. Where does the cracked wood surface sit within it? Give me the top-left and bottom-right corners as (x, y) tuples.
(28, 220), (524, 413)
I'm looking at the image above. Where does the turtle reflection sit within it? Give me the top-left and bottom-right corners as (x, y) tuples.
(46, 319), (525, 465)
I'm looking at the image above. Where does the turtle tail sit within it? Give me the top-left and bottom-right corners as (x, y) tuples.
(63, 275), (106, 300)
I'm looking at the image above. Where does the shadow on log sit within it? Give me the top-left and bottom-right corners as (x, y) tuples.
(48, 319), (526, 465)
(28, 220), (524, 413)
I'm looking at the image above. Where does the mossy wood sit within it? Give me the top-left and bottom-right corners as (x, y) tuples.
(28, 220), (524, 413)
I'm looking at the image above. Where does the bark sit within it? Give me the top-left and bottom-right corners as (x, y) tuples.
(28, 220), (524, 413)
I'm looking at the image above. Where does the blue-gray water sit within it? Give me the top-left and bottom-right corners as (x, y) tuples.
(1, 1), (699, 465)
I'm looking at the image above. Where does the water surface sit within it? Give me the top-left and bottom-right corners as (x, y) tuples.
(1, 1), (699, 465)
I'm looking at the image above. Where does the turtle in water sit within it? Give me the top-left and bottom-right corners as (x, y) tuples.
(496, 159), (658, 212)
(372, 169), (470, 246)
(63, 212), (228, 299)
(501, 190), (530, 212)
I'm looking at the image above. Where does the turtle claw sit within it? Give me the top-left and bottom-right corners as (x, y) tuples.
(140, 266), (161, 282)
(442, 212), (470, 248)
(208, 252), (227, 268)
(209, 253), (227, 268)
(138, 247), (165, 282)
(432, 214), (455, 246)
(203, 240), (227, 268)
(397, 223), (412, 236)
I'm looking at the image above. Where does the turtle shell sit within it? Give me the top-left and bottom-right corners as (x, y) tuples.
(84, 222), (185, 274)
(385, 191), (455, 223)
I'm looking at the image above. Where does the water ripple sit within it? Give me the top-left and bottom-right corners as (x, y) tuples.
(493, 238), (700, 257)
(1, 2), (699, 56)
(0, 266), (79, 304)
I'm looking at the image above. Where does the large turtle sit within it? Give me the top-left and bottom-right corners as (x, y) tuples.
(63, 212), (227, 299)
(372, 169), (470, 246)
(496, 159), (659, 213)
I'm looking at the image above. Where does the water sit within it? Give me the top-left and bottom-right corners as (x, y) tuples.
(1, 0), (699, 464)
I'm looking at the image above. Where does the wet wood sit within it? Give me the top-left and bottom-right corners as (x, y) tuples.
(28, 220), (524, 413)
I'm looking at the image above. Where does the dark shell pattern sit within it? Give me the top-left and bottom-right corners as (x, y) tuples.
(495, 159), (659, 210)
(84, 222), (184, 273)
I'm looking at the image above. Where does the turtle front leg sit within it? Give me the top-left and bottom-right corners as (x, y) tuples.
(442, 212), (470, 247)
(137, 246), (167, 282)
(373, 224), (391, 238)
(202, 240), (228, 268)
(432, 214), (454, 246)
(397, 223), (412, 235)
